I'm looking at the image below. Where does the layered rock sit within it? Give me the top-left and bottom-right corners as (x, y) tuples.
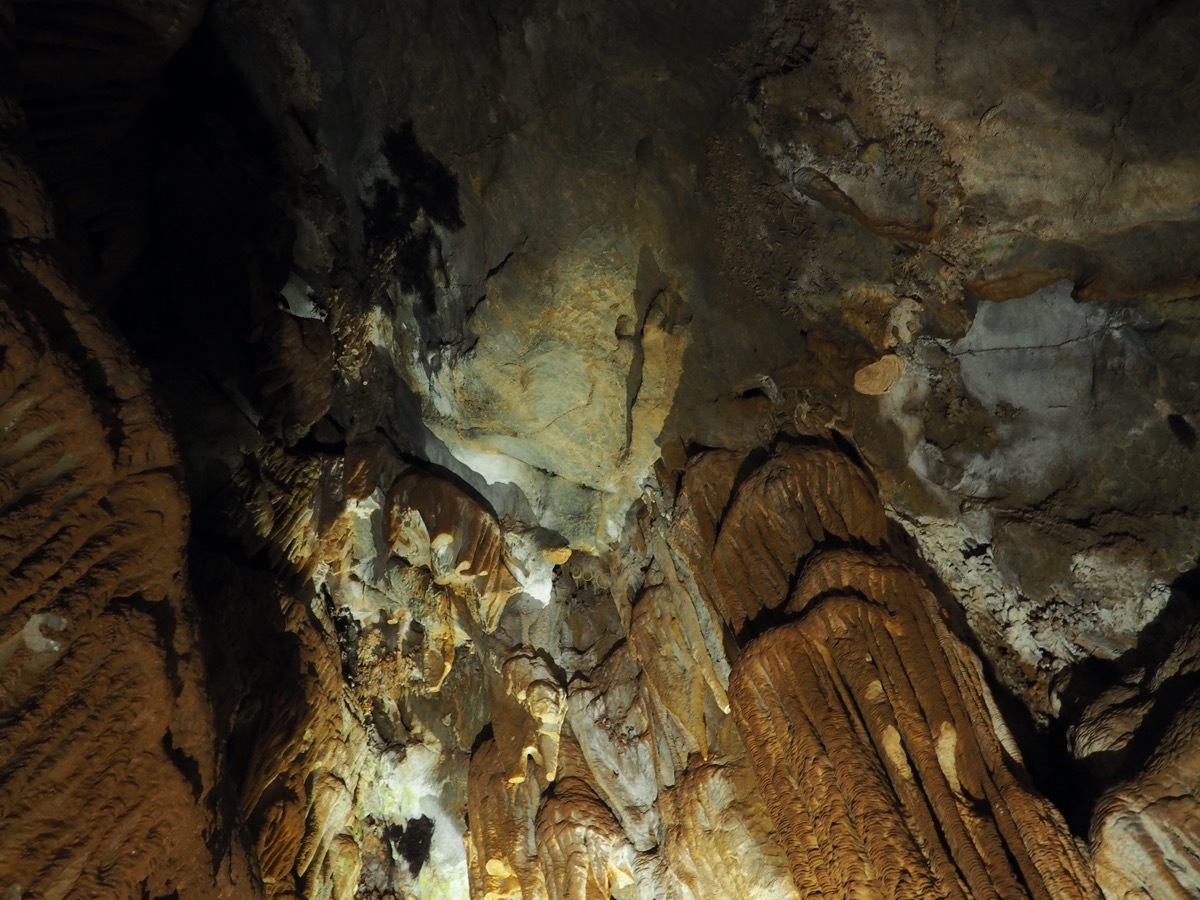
(534, 772), (640, 900)
(387, 471), (522, 632)
(454, 441), (1108, 898)
(676, 444), (1099, 897)
(209, 445), (520, 897)
(1090, 696), (1200, 899)
(705, 444), (889, 632)
(1073, 619), (1200, 897)
(734, 0), (1200, 717)
(730, 556), (1097, 898)
(466, 738), (547, 900)
(657, 441), (1104, 897)
(658, 725), (799, 900)
(4, 0), (1200, 896)
(0, 104), (246, 898)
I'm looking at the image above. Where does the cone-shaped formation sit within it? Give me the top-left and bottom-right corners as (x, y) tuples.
(534, 774), (638, 900)
(1086, 623), (1200, 898)
(703, 448), (1100, 898)
(466, 738), (548, 900)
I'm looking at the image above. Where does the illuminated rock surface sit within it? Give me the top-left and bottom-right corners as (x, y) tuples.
(2, 0), (1200, 897)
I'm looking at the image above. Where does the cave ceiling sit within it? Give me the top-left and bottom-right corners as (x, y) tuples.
(2, 0), (1200, 897)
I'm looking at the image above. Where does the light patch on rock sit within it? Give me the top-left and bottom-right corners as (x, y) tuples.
(948, 282), (1112, 500)
(503, 527), (561, 605)
(882, 725), (913, 780)
(888, 510), (1043, 668)
(396, 240), (688, 557)
(436, 441), (531, 493)
(883, 281), (1151, 506)
(363, 743), (470, 900)
(885, 297), (921, 347)
(935, 722), (960, 794)
(317, 492), (397, 622)
(876, 351), (931, 474)
(875, 280), (1183, 717)
(854, 354), (904, 395)
(1066, 548), (1172, 660)
(894, 508), (1177, 719)
(280, 271), (326, 320)
(366, 304), (401, 361)
(22, 613), (67, 653)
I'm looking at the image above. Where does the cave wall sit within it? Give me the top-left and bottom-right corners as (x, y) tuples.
(2, 0), (1200, 897)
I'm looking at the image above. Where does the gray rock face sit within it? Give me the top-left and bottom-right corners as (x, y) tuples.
(875, 280), (1195, 714)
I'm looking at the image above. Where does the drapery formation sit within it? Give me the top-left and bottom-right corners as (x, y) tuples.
(460, 440), (1104, 897)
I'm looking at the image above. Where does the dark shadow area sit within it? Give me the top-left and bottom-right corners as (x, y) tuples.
(362, 121), (465, 345)
(48, 11), (333, 889)
(8, 0), (203, 303)
(1045, 562), (1200, 833)
(110, 15), (294, 419)
(386, 815), (435, 877)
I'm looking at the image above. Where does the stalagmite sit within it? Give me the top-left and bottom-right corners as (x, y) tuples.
(700, 444), (889, 633)
(1086, 623), (1200, 898)
(658, 729), (800, 900)
(499, 648), (568, 782)
(534, 775), (639, 900)
(466, 738), (548, 900)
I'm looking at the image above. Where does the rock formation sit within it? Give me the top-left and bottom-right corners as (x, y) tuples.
(2, 0), (1200, 897)
(1071, 616), (1200, 898)
(1090, 699), (1200, 899)
(731, 551), (1095, 898)
(0, 72), (247, 896)
(690, 444), (1098, 897)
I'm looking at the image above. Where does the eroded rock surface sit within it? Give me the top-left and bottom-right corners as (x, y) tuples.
(0, 80), (248, 897)
(3, 0), (1200, 897)
(683, 444), (1097, 897)
(1064, 615), (1200, 898)
(1090, 697), (1200, 899)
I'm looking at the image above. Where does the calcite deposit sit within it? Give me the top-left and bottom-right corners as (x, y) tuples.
(2, 0), (1200, 897)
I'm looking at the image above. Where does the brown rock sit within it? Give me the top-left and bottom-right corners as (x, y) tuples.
(659, 734), (799, 899)
(466, 738), (548, 900)
(1090, 692), (1200, 898)
(253, 309), (335, 439)
(386, 471), (521, 631)
(725, 542), (1098, 896)
(0, 214), (249, 896)
(854, 354), (906, 395)
(1086, 624), (1200, 898)
(534, 775), (638, 900)
(704, 444), (888, 635)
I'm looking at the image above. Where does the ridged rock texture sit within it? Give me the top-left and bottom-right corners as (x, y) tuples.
(0, 251), (221, 898)
(3, 0), (1200, 897)
(0, 43), (249, 896)
(454, 441), (1109, 898)
(1070, 616), (1200, 899)
(690, 446), (1098, 898)
(1090, 698), (1200, 899)
(731, 555), (1095, 898)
